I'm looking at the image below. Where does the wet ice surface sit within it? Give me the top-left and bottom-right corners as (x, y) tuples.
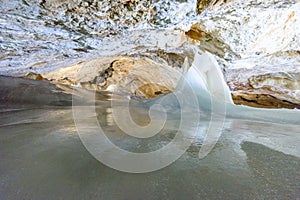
(0, 98), (299, 199)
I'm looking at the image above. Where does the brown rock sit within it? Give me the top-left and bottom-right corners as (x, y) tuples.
(136, 83), (172, 98)
(226, 65), (300, 109)
(43, 56), (181, 98)
(185, 23), (240, 59)
(55, 77), (75, 85)
(196, 0), (234, 13)
(231, 92), (300, 109)
(197, 0), (215, 13)
(24, 72), (44, 81)
(248, 72), (300, 93)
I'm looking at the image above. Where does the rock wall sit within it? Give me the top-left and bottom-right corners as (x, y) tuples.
(43, 56), (182, 98)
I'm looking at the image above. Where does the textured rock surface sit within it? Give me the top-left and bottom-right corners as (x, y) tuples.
(186, 21), (300, 109)
(2, 0), (299, 109)
(196, 0), (233, 13)
(185, 22), (239, 59)
(44, 56), (181, 98)
(24, 72), (45, 81)
(44, 55), (300, 108)
(196, 0), (213, 13)
(231, 93), (300, 109)
(188, 0), (300, 109)
(226, 65), (300, 109)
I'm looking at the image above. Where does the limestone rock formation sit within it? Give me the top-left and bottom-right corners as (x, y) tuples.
(187, 0), (300, 109)
(44, 56), (181, 98)
(24, 72), (45, 81)
(196, 0), (233, 13)
(227, 66), (300, 109)
(185, 22), (239, 60)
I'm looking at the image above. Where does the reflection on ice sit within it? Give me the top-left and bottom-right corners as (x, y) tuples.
(0, 103), (299, 199)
